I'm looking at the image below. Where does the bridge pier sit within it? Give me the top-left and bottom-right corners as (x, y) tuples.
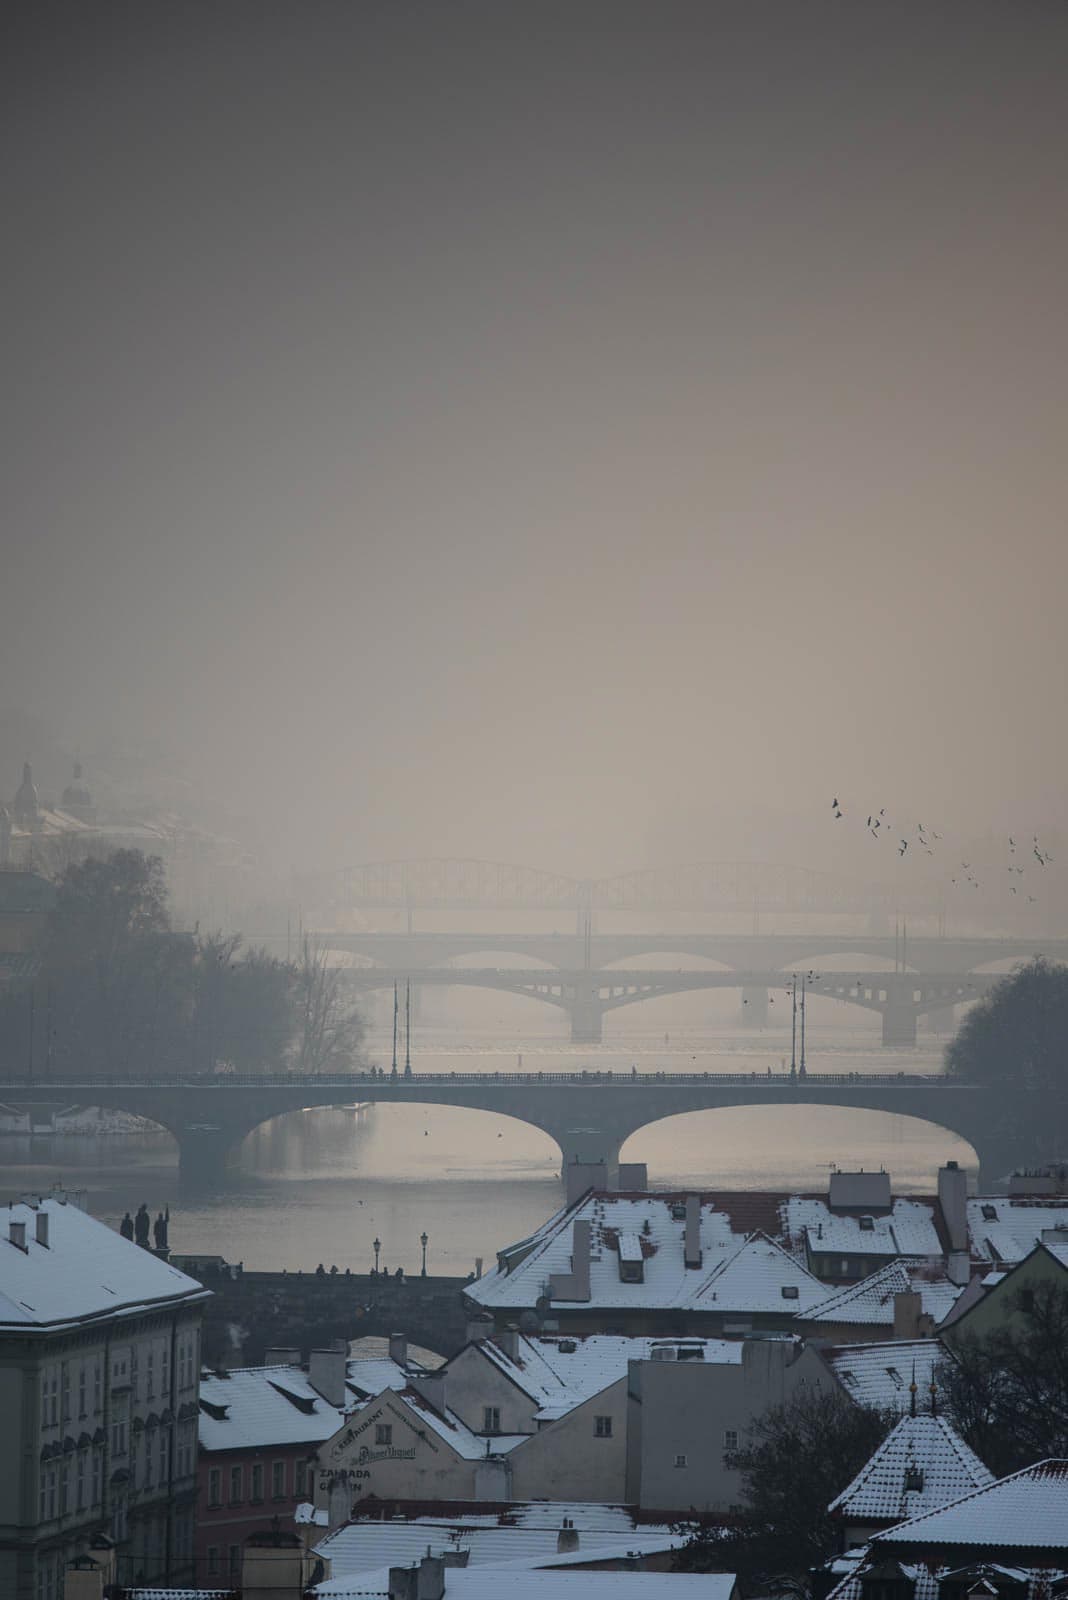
(569, 993), (605, 1043)
(741, 986), (769, 1027)
(556, 1127), (623, 1181)
(176, 1125), (244, 1187)
(926, 1004), (956, 1036)
(881, 999), (918, 1046)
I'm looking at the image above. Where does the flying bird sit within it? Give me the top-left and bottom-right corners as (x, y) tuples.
(899, 840), (908, 856)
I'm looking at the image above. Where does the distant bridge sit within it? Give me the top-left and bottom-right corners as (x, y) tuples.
(336, 858), (940, 918)
(0, 1070), (1044, 1194)
(340, 966), (1003, 1044)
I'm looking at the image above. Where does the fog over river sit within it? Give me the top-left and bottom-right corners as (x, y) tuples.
(0, 1026), (976, 1274)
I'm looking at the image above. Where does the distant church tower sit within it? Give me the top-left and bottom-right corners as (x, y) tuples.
(13, 762), (39, 827)
(61, 762), (96, 824)
(0, 806), (10, 865)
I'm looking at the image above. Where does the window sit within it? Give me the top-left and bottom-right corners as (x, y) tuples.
(208, 1467), (221, 1507)
(207, 1548), (220, 1577)
(59, 1460), (70, 1515)
(229, 1464), (243, 1504)
(594, 1415), (612, 1438)
(295, 1459), (308, 1498)
(251, 1463), (264, 1502)
(111, 1414), (127, 1457)
(158, 1424), (169, 1483)
(161, 1344), (170, 1395)
(674, 1453), (688, 1468)
(177, 1421), (193, 1478)
(146, 1347), (155, 1399)
(144, 1437), (154, 1489)
(40, 1465), (57, 1520)
(76, 1451), (86, 1512)
(272, 1460), (286, 1498)
(61, 1365), (70, 1421)
(723, 1429), (739, 1452)
(483, 1407), (501, 1433)
(840, 1259), (850, 1276)
(781, 1285), (799, 1299)
(78, 1367), (86, 1418)
(91, 1449), (102, 1507)
(229, 1545), (240, 1577)
(93, 1360), (102, 1413)
(375, 1423), (392, 1446)
(112, 1497), (128, 1543)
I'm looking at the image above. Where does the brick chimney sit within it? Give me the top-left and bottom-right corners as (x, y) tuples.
(308, 1347), (347, 1407)
(549, 1220), (592, 1302)
(389, 1332), (408, 1368)
(684, 1194), (703, 1269)
(938, 1161), (969, 1253)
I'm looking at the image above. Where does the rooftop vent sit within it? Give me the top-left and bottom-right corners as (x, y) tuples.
(35, 1213), (49, 1248)
(781, 1284), (799, 1299)
(859, 1215), (875, 1232)
(557, 1339), (577, 1354)
(670, 1204), (687, 1221)
(8, 1220), (26, 1251)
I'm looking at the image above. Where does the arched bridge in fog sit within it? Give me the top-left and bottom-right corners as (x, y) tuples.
(341, 966), (1005, 1045)
(1, 1069), (1045, 1193)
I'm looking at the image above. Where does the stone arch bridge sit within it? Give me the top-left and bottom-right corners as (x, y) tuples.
(2, 1070), (1045, 1193)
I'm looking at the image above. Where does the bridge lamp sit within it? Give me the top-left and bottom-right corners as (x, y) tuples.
(421, 1231), (429, 1277)
(373, 1237), (381, 1274)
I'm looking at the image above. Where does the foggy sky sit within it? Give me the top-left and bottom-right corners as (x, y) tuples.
(4, 1), (1068, 880)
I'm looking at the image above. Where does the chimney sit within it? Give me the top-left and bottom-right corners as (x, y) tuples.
(566, 1161), (608, 1207)
(8, 1220), (27, 1251)
(557, 1518), (580, 1554)
(947, 1250), (971, 1287)
(409, 1370), (447, 1415)
(388, 1332), (408, 1368)
(265, 1348), (302, 1367)
(684, 1194), (703, 1269)
(497, 1325), (520, 1362)
(35, 1212), (49, 1248)
(549, 1220), (592, 1302)
(938, 1161), (968, 1253)
(308, 1348), (348, 1408)
(893, 1290), (922, 1339)
(465, 1318), (492, 1347)
(389, 1555), (445, 1600)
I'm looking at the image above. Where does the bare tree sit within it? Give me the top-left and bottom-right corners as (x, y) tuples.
(291, 939), (364, 1075)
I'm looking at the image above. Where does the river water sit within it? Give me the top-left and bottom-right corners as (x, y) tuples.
(0, 1025), (974, 1274)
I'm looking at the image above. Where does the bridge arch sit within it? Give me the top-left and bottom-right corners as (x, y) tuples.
(619, 1102), (981, 1188)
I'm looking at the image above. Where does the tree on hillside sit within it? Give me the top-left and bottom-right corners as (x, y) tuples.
(192, 933), (295, 1074)
(43, 851), (194, 1076)
(292, 940), (364, 1074)
(946, 957), (1068, 1093)
(939, 1278), (1068, 1476)
(673, 1388), (893, 1596)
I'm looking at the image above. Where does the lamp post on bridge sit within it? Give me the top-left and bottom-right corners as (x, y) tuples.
(420, 1231), (428, 1277)
(373, 1236), (381, 1275)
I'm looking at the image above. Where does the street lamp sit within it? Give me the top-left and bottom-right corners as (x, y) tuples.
(373, 1237), (381, 1275)
(420, 1231), (428, 1277)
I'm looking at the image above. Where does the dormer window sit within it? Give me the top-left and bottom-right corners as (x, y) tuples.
(781, 1285), (799, 1299)
(904, 1465), (924, 1492)
(981, 1205), (997, 1221)
(859, 1216), (875, 1232)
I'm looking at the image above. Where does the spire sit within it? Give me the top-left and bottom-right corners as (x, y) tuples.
(909, 1359), (918, 1418)
(13, 762), (39, 826)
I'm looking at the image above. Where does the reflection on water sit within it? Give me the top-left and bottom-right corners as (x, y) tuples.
(0, 1030), (975, 1272)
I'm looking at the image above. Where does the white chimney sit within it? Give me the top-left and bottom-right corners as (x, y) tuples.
(497, 1325), (520, 1362)
(947, 1251), (971, 1286)
(557, 1519), (580, 1554)
(388, 1332), (408, 1368)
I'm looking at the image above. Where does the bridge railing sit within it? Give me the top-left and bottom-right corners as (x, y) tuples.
(0, 1069), (964, 1088)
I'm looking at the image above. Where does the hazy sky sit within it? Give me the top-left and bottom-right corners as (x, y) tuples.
(4, 1), (1067, 879)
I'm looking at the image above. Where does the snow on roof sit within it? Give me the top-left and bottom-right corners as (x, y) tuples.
(0, 1198), (208, 1329)
(315, 1504), (685, 1578)
(316, 1575), (735, 1600)
(392, 1387), (525, 1461)
(200, 1356), (415, 1452)
(783, 1197), (943, 1261)
(824, 1341), (944, 1413)
(829, 1414), (993, 1524)
(467, 1194), (824, 1315)
(967, 1197), (1068, 1265)
(798, 1260), (962, 1328)
(874, 1460), (1068, 1551)
(476, 1333), (745, 1419)
(691, 1232), (826, 1313)
(824, 1558), (1064, 1600)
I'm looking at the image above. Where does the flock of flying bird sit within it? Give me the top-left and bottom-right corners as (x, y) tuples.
(829, 797), (1053, 904)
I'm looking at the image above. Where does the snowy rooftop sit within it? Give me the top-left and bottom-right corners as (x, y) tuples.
(874, 1460), (1068, 1551)
(797, 1259), (963, 1329)
(199, 1356), (418, 1452)
(825, 1557), (1063, 1600)
(391, 1386), (525, 1461)
(824, 1340), (944, 1413)
(315, 1503), (685, 1578)
(466, 1194), (824, 1315)
(477, 1333), (745, 1421)
(782, 1197), (943, 1262)
(0, 1197), (208, 1330)
(967, 1197), (1068, 1265)
(315, 1574), (736, 1600)
(829, 1413), (993, 1525)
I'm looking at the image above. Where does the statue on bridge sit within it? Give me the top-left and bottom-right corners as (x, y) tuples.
(153, 1209), (169, 1252)
(120, 1212), (135, 1241)
(134, 1203), (151, 1248)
